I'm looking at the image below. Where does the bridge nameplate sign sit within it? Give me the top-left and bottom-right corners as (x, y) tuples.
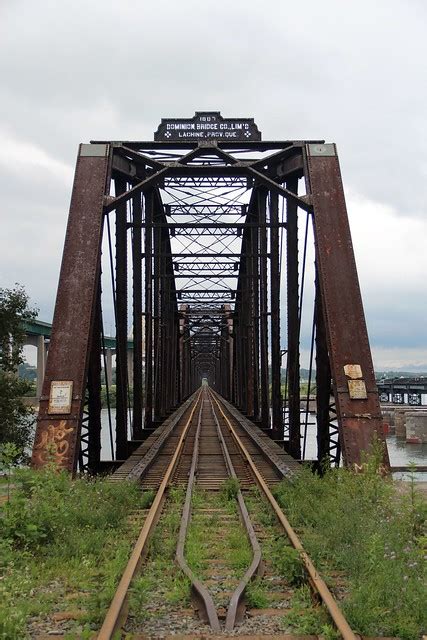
(348, 379), (368, 400)
(48, 381), (73, 414)
(154, 111), (261, 142)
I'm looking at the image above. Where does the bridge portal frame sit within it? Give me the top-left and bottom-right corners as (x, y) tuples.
(31, 137), (389, 473)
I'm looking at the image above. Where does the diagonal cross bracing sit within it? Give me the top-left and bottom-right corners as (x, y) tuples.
(31, 131), (389, 473)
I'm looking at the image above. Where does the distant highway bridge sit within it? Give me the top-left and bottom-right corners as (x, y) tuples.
(23, 319), (133, 398)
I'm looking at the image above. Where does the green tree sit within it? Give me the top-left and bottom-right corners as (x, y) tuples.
(0, 442), (20, 498)
(0, 285), (37, 454)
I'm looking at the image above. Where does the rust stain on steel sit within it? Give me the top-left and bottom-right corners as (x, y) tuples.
(306, 145), (390, 469)
(210, 391), (358, 640)
(32, 145), (111, 473)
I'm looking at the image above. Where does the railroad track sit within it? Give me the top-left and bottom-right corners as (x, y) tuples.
(98, 386), (357, 639)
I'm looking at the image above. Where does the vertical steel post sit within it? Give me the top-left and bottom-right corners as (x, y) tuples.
(144, 190), (153, 430)
(286, 177), (301, 458)
(259, 189), (269, 429)
(250, 198), (260, 419)
(162, 227), (171, 414)
(87, 278), (102, 472)
(153, 197), (162, 420)
(115, 177), (128, 459)
(270, 191), (283, 440)
(227, 309), (234, 401)
(132, 193), (143, 439)
(315, 268), (333, 465)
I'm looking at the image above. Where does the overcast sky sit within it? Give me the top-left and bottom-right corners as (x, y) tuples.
(1, 0), (426, 371)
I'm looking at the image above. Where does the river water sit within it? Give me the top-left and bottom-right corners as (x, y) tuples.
(100, 409), (427, 480)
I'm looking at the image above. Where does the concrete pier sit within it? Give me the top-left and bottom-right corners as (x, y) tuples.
(381, 405), (427, 443)
(24, 333), (48, 399)
(105, 348), (114, 387)
(405, 412), (427, 444)
(394, 408), (408, 438)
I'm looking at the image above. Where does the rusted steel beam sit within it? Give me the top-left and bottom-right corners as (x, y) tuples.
(152, 188), (179, 418)
(275, 152), (304, 179)
(153, 193), (162, 419)
(115, 177), (129, 460)
(179, 305), (186, 399)
(286, 176), (301, 458)
(258, 189), (269, 429)
(132, 192), (144, 440)
(104, 167), (168, 213)
(315, 270), (336, 465)
(87, 280), (102, 472)
(32, 143), (111, 473)
(247, 165), (312, 212)
(92, 138), (324, 150)
(306, 143), (390, 469)
(248, 194), (259, 419)
(144, 190), (154, 431)
(251, 143), (301, 170)
(114, 145), (165, 170)
(270, 191), (283, 440)
(225, 305), (234, 401)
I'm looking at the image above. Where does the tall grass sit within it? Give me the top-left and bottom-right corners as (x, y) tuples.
(0, 467), (148, 639)
(273, 464), (426, 640)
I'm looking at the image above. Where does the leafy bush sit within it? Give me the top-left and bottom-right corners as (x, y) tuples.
(0, 468), (143, 638)
(1, 467), (140, 550)
(272, 544), (305, 586)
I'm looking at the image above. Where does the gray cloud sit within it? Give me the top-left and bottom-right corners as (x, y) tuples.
(1, 0), (426, 368)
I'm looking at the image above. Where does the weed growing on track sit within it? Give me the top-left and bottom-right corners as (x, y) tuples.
(186, 487), (252, 591)
(273, 462), (427, 640)
(220, 477), (240, 501)
(279, 585), (340, 640)
(0, 467), (152, 639)
(128, 486), (192, 622)
(245, 577), (269, 608)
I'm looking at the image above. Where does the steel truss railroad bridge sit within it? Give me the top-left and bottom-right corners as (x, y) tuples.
(31, 112), (390, 474)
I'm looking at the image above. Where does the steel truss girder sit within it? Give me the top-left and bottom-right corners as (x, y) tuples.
(32, 144), (111, 473)
(173, 262), (238, 272)
(306, 146), (389, 468)
(32, 136), (389, 473)
(165, 204), (246, 215)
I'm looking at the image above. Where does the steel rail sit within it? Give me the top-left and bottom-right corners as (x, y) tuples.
(175, 396), (221, 631)
(97, 389), (203, 640)
(207, 392), (262, 631)
(176, 389), (262, 631)
(209, 390), (358, 640)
